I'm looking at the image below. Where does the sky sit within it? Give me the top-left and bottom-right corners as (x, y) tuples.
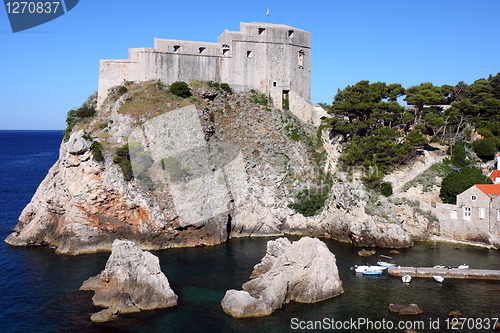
(0, 0), (499, 130)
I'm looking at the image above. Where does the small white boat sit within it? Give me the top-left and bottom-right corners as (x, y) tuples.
(402, 275), (412, 283)
(362, 267), (384, 275)
(433, 264), (445, 269)
(458, 264), (469, 269)
(377, 260), (396, 268)
(351, 265), (386, 273)
(433, 275), (444, 283)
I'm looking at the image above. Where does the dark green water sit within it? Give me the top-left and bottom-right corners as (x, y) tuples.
(5, 238), (499, 333)
(1, 132), (500, 332)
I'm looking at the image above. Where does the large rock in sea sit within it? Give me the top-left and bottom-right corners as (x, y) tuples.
(80, 239), (177, 322)
(221, 237), (343, 317)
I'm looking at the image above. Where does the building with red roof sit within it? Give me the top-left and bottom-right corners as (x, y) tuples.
(489, 170), (500, 184)
(448, 184), (500, 233)
(436, 153), (500, 243)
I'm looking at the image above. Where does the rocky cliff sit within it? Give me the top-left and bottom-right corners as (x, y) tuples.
(80, 239), (177, 322)
(221, 237), (343, 317)
(5, 81), (428, 253)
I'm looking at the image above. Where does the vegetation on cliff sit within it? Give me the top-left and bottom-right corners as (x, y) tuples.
(439, 142), (493, 204)
(169, 81), (191, 98)
(325, 80), (416, 189)
(113, 143), (133, 181)
(324, 72), (500, 192)
(63, 92), (97, 142)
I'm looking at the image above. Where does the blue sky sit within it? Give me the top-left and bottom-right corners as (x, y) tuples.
(1, 0), (499, 130)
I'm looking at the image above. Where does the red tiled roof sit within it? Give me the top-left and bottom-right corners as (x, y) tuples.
(489, 170), (500, 181)
(475, 184), (500, 198)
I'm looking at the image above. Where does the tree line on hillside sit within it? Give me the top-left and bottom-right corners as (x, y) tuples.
(323, 72), (500, 191)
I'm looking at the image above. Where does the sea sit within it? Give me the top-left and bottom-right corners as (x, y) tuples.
(1, 130), (500, 333)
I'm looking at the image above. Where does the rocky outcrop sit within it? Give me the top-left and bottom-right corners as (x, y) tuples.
(389, 303), (423, 315)
(221, 237), (343, 317)
(4, 82), (423, 253)
(80, 239), (177, 322)
(282, 174), (416, 248)
(358, 249), (376, 256)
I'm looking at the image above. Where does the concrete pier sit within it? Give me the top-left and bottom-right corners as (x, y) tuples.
(388, 266), (500, 280)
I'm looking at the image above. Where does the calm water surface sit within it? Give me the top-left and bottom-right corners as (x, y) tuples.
(1, 131), (500, 333)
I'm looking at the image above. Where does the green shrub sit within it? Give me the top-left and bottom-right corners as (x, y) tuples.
(380, 181), (393, 197)
(118, 86), (128, 95)
(207, 81), (220, 89)
(472, 138), (496, 160)
(63, 104), (97, 142)
(283, 93), (290, 110)
(250, 93), (269, 106)
(220, 83), (233, 94)
(477, 128), (494, 138)
(170, 81), (191, 98)
(288, 187), (329, 217)
(451, 142), (468, 167)
(113, 143), (133, 181)
(485, 136), (500, 150)
(405, 129), (428, 146)
(90, 141), (104, 162)
(440, 166), (493, 204)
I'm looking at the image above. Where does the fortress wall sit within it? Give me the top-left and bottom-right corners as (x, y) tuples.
(218, 23), (311, 110)
(97, 60), (132, 108)
(293, 44), (311, 100)
(139, 52), (219, 85)
(288, 90), (316, 124)
(97, 22), (312, 116)
(154, 39), (222, 57)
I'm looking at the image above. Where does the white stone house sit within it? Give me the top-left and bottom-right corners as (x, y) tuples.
(456, 184), (500, 232)
(437, 184), (500, 239)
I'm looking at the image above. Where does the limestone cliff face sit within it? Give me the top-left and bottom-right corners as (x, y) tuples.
(5, 82), (421, 253)
(80, 239), (178, 323)
(4, 126), (229, 254)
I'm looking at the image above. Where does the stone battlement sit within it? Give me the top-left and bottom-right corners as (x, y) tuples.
(97, 22), (326, 124)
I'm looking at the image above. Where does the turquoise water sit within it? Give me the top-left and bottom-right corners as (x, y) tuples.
(1, 131), (500, 333)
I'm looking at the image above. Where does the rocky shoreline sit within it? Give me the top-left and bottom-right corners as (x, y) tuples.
(4, 82), (496, 254)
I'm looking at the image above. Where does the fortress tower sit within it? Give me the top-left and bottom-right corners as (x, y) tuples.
(97, 22), (326, 124)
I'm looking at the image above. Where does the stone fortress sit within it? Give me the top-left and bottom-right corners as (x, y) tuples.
(97, 22), (327, 124)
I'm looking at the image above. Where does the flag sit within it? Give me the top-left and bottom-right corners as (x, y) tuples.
(266, 8), (269, 16)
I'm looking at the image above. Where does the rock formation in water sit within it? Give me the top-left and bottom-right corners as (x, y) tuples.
(5, 82), (428, 254)
(221, 237), (344, 317)
(80, 239), (177, 322)
(389, 303), (423, 315)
